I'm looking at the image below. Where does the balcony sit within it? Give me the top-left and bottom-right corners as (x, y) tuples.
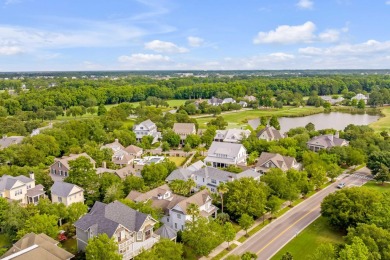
(122, 233), (160, 260)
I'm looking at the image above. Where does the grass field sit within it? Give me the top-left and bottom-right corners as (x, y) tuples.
(168, 156), (187, 167)
(271, 217), (344, 260)
(194, 106), (324, 129)
(363, 181), (390, 193)
(369, 106), (390, 132)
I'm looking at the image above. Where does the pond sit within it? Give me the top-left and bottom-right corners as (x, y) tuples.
(248, 112), (380, 133)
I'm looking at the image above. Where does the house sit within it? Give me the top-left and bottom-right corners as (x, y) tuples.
(166, 189), (217, 231)
(186, 160), (206, 172)
(31, 122), (53, 137)
(50, 182), (84, 206)
(191, 166), (260, 192)
(243, 95), (257, 102)
(208, 97), (223, 106)
(165, 160), (206, 183)
(307, 133), (349, 152)
(172, 123), (196, 143)
(101, 139), (134, 167)
(214, 129), (251, 143)
(1, 233), (74, 260)
(204, 142), (247, 167)
(255, 152), (301, 173)
(133, 119), (160, 143)
(74, 200), (159, 259)
(125, 145), (143, 158)
(320, 96), (344, 105)
(257, 126), (284, 141)
(351, 93), (369, 104)
(239, 101), (248, 107)
(222, 98), (236, 104)
(0, 173), (45, 205)
(155, 224), (177, 241)
(50, 153), (96, 181)
(0, 136), (24, 149)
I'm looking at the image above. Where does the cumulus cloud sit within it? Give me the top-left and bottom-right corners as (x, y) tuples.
(254, 21), (316, 44)
(0, 45), (23, 55)
(144, 40), (188, 53)
(187, 36), (204, 47)
(118, 53), (171, 63)
(296, 0), (314, 9)
(268, 52), (295, 60)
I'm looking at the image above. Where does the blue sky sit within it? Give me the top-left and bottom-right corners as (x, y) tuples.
(1, 0), (390, 71)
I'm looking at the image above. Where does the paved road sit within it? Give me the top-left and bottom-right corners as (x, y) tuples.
(225, 168), (372, 260)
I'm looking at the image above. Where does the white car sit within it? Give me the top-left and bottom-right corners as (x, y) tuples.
(337, 182), (346, 189)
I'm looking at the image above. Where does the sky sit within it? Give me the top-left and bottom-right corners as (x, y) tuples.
(1, 0), (390, 71)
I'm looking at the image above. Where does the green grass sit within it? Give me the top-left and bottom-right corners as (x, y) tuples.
(271, 217), (345, 260)
(369, 106), (390, 132)
(363, 181), (390, 193)
(183, 245), (198, 260)
(211, 243), (238, 260)
(0, 233), (11, 247)
(168, 157), (187, 167)
(60, 238), (77, 254)
(194, 106), (324, 129)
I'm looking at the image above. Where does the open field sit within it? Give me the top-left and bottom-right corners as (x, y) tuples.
(194, 106), (324, 129)
(271, 216), (344, 260)
(363, 181), (390, 193)
(369, 106), (390, 132)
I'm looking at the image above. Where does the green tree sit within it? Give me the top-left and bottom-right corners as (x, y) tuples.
(260, 116), (268, 126)
(97, 104), (107, 116)
(266, 196), (283, 218)
(185, 134), (202, 148)
(103, 182), (125, 203)
(218, 183), (229, 214)
(17, 214), (59, 239)
(374, 164), (390, 185)
(207, 116), (228, 130)
(238, 213), (254, 236)
(241, 252), (257, 260)
(357, 99), (366, 109)
(162, 141), (170, 151)
(326, 164), (343, 182)
(86, 233), (121, 260)
(339, 237), (369, 260)
(123, 175), (146, 194)
(269, 116), (280, 130)
(281, 252), (294, 260)
(135, 239), (183, 260)
(305, 122), (315, 132)
(309, 243), (336, 260)
(222, 222), (236, 249)
(202, 126), (217, 148)
(67, 202), (88, 223)
(162, 130), (181, 148)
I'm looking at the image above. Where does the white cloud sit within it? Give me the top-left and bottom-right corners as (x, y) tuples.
(0, 45), (23, 55)
(254, 21), (316, 44)
(4, 0), (22, 5)
(268, 52), (295, 60)
(386, 1), (390, 5)
(318, 29), (341, 42)
(296, 0), (314, 9)
(144, 40), (188, 53)
(118, 53), (171, 63)
(187, 36), (204, 47)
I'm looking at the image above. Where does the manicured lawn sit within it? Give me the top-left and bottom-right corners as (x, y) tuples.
(0, 233), (11, 249)
(271, 217), (344, 260)
(168, 156), (187, 167)
(369, 106), (390, 132)
(60, 238), (77, 254)
(363, 181), (390, 193)
(194, 106), (324, 129)
(211, 243), (238, 260)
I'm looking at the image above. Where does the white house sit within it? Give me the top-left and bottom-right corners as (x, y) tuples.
(133, 119), (160, 143)
(255, 152), (301, 173)
(51, 181), (84, 206)
(257, 126), (283, 141)
(214, 129), (251, 143)
(352, 93), (369, 104)
(204, 142), (247, 167)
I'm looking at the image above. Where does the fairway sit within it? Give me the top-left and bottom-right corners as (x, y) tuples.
(194, 106), (324, 129)
(369, 106), (390, 132)
(270, 217), (344, 260)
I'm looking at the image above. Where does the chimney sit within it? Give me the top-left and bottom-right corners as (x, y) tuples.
(335, 131), (339, 139)
(29, 172), (35, 180)
(102, 161), (107, 169)
(115, 138), (119, 143)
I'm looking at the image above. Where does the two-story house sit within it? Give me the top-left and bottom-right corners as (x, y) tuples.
(190, 166), (261, 192)
(51, 182), (84, 206)
(204, 142), (247, 167)
(101, 139), (134, 167)
(124, 145), (143, 158)
(214, 129), (251, 143)
(257, 126), (284, 141)
(0, 136), (25, 150)
(133, 119), (160, 143)
(306, 132), (349, 152)
(172, 123), (196, 144)
(1, 233), (74, 260)
(74, 201), (159, 260)
(50, 153), (96, 181)
(255, 152), (302, 173)
(0, 173), (45, 205)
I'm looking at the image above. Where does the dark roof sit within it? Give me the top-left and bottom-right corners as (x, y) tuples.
(74, 201), (150, 237)
(257, 126), (283, 140)
(165, 168), (192, 182)
(50, 182), (83, 197)
(155, 224), (177, 240)
(306, 134), (349, 148)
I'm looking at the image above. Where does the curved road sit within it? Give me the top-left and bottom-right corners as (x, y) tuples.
(225, 168), (372, 260)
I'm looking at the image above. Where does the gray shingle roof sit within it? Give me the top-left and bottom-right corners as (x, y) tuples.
(207, 142), (245, 157)
(50, 181), (83, 197)
(155, 224), (177, 240)
(74, 201), (150, 237)
(0, 175), (33, 191)
(306, 134), (349, 148)
(165, 168), (192, 182)
(0, 136), (25, 149)
(192, 166), (260, 182)
(257, 126), (283, 140)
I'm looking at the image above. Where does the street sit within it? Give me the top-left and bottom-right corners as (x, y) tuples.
(225, 167), (373, 260)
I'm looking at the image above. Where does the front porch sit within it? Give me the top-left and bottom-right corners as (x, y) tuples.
(122, 233), (160, 260)
(26, 184), (46, 205)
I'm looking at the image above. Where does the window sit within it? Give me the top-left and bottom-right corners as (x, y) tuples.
(167, 217), (169, 222)
(58, 162), (61, 168)
(181, 225), (184, 230)
(137, 231), (143, 240)
(58, 197), (62, 203)
(14, 189), (22, 196)
(26, 184), (31, 189)
(177, 214), (181, 219)
(211, 179), (217, 184)
(175, 223), (177, 229)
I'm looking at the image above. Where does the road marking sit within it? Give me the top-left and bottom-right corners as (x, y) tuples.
(256, 205), (320, 256)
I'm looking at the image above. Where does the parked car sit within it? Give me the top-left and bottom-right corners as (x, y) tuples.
(337, 182), (346, 189)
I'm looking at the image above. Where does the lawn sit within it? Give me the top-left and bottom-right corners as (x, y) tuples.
(60, 238), (78, 254)
(0, 233), (11, 249)
(363, 181), (390, 193)
(168, 156), (187, 167)
(271, 217), (344, 260)
(369, 106), (390, 132)
(194, 106), (324, 129)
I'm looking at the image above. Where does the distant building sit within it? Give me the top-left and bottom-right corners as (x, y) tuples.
(0, 136), (25, 149)
(204, 142), (247, 167)
(133, 119), (160, 143)
(50, 182), (84, 206)
(320, 96), (344, 105)
(1, 233), (74, 260)
(239, 101), (248, 107)
(255, 152), (301, 173)
(243, 95), (257, 102)
(257, 126), (283, 141)
(306, 133), (349, 152)
(50, 153), (96, 181)
(214, 129), (251, 143)
(101, 139), (134, 167)
(125, 145), (143, 158)
(222, 98), (236, 104)
(352, 93), (369, 104)
(172, 123), (196, 143)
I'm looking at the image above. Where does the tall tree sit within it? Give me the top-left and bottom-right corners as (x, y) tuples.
(86, 233), (122, 260)
(238, 213), (254, 237)
(17, 214), (59, 239)
(269, 116), (280, 130)
(222, 222), (236, 249)
(217, 183), (229, 214)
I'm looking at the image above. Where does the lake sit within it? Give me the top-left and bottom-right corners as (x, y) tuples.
(248, 112), (380, 133)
